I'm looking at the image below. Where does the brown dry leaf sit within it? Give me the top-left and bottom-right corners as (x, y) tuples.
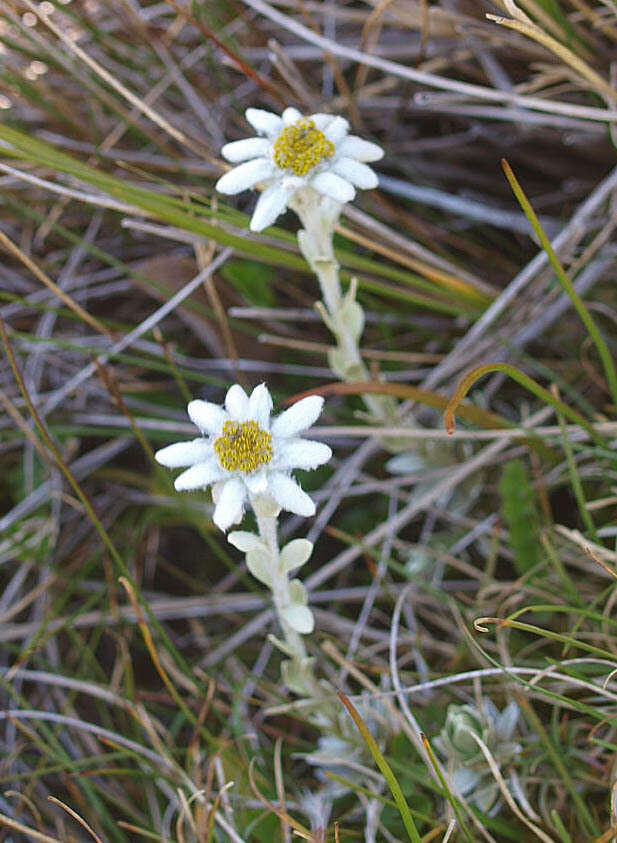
(130, 252), (227, 356)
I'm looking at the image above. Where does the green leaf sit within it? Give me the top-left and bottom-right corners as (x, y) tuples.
(221, 260), (276, 306)
(280, 538), (313, 572)
(502, 160), (617, 410)
(246, 547), (273, 587)
(499, 459), (541, 575)
(281, 604), (314, 634)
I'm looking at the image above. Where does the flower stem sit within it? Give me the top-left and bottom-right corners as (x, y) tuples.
(255, 508), (309, 660)
(251, 502), (326, 706)
(291, 190), (398, 423)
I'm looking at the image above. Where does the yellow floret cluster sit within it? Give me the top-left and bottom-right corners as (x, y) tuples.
(273, 118), (335, 177)
(214, 420), (273, 474)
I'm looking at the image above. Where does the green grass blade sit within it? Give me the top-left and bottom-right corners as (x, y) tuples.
(338, 691), (423, 842)
(502, 159), (617, 410)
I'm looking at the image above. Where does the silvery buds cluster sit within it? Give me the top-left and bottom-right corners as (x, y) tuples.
(436, 700), (521, 813)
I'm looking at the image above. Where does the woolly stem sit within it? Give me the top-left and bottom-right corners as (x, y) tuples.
(290, 190), (398, 423)
(254, 507), (309, 662)
(248, 498), (327, 707)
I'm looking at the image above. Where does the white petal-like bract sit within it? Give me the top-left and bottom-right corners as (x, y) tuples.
(282, 106), (302, 124)
(250, 183), (291, 232)
(245, 107), (283, 136)
(309, 171), (355, 203)
(269, 473), (316, 517)
(244, 468), (269, 495)
(249, 383), (273, 428)
(338, 135), (384, 162)
(213, 477), (246, 531)
(332, 157), (379, 189)
(275, 439), (331, 471)
(221, 137), (270, 163)
(175, 460), (224, 492)
(216, 157), (273, 195)
(155, 438), (211, 468)
(225, 384), (249, 420)
(187, 399), (226, 435)
(323, 115), (350, 145)
(271, 395), (324, 437)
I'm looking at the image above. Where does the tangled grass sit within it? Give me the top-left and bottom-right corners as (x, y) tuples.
(1, 0), (617, 840)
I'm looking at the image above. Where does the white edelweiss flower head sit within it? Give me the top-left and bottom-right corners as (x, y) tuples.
(155, 383), (332, 532)
(215, 106), (384, 231)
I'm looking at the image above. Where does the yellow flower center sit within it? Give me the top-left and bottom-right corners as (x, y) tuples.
(213, 420), (273, 474)
(272, 118), (335, 177)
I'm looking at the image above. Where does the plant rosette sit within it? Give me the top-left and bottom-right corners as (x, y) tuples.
(155, 383), (331, 532)
(303, 693), (394, 793)
(436, 700), (522, 814)
(216, 106), (383, 231)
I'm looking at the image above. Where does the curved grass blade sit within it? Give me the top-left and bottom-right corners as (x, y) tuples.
(444, 362), (607, 449)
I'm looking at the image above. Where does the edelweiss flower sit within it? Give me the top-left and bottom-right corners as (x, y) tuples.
(155, 384), (331, 531)
(215, 107), (383, 231)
